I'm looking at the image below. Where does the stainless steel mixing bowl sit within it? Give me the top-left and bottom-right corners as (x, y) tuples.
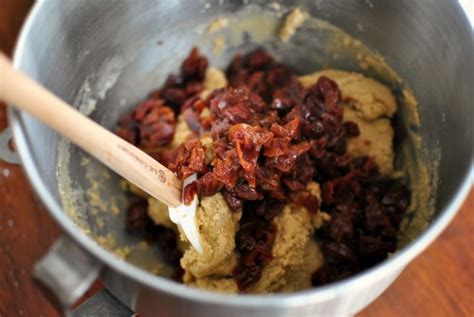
(7, 1), (473, 316)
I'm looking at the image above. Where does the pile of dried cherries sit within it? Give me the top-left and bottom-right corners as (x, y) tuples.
(117, 48), (410, 291)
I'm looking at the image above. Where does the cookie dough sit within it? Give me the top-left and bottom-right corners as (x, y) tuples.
(299, 70), (396, 174)
(170, 115), (194, 149)
(200, 67), (228, 99)
(343, 106), (394, 175)
(179, 181), (327, 293)
(145, 68), (398, 293)
(248, 203), (321, 293)
(180, 193), (241, 279)
(299, 69), (396, 120)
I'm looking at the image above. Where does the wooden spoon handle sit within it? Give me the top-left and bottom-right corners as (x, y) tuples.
(0, 53), (182, 208)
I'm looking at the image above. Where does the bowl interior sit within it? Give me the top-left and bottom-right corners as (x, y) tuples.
(12, 0), (473, 283)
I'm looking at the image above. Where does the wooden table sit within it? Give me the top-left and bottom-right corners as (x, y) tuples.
(1, 1), (473, 316)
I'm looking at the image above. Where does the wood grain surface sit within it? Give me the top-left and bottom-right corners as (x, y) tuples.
(0, 1), (472, 316)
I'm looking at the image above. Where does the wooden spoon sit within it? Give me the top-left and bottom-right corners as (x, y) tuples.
(0, 53), (202, 253)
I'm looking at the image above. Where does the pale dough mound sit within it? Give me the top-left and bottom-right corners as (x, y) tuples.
(200, 67), (228, 99)
(299, 70), (396, 174)
(182, 182), (327, 293)
(278, 239), (324, 292)
(181, 193), (241, 279)
(193, 276), (238, 293)
(170, 115), (194, 149)
(248, 203), (320, 293)
(343, 106), (394, 174)
(199, 134), (215, 164)
(180, 182), (328, 293)
(299, 69), (396, 120)
(187, 252), (239, 293)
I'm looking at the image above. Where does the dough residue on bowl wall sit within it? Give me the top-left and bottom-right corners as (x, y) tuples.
(206, 17), (229, 34)
(278, 8), (308, 42)
(57, 56), (126, 234)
